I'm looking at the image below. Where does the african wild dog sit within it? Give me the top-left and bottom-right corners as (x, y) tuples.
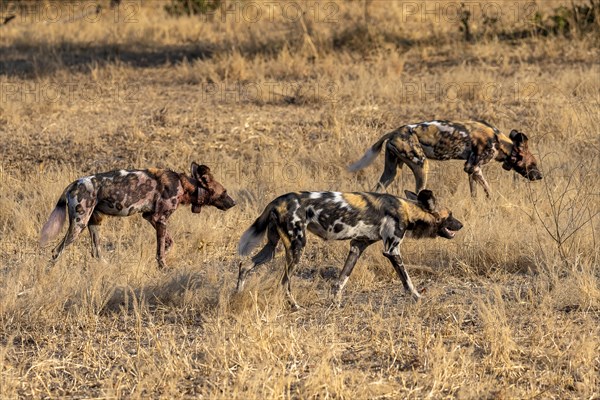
(40, 162), (236, 269)
(237, 190), (463, 309)
(348, 120), (543, 197)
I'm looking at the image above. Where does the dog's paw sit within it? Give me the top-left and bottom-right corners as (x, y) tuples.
(411, 292), (423, 303)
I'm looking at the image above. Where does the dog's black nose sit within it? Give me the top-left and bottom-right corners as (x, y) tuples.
(528, 170), (543, 181)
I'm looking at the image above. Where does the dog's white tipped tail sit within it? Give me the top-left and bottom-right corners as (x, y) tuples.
(347, 131), (394, 172)
(238, 202), (275, 256)
(238, 227), (266, 256)
(39, 198), (67, 246)
(348, 147), (380, 172)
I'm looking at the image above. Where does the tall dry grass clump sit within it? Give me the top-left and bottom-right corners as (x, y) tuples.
(0, 0), (598, 398)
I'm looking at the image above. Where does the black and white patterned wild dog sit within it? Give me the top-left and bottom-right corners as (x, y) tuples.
(349, 120), (543, 197)
(40, 162), (236, 269)
(237, 190), (463, 309)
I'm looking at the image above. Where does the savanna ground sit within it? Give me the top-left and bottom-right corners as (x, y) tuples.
(0, 0), (599, 398)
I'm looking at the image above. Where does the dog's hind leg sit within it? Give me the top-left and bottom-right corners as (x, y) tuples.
(406, 158), (428, 194)
(88, 211), (103, 259)
(281, 248), (302, 310)
(332, 240), (373, 306)
(237, 225), (279, 292)
(52, 201), (95, 261)
(375, 145), (401, 192)
(278, 223), (306, 311)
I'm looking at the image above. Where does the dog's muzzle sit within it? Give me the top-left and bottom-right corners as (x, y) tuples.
(216, 194), (236, 210)
(527, 169), (543, 181)
(439, 216), (463, 239)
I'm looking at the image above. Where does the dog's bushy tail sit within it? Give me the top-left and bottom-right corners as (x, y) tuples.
(39, 191), (68, 246)
(238, 202), (275, 257)
(347, 131), (395, 172)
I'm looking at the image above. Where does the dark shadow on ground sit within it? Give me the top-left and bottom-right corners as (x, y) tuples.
(0, 43), (214, 78)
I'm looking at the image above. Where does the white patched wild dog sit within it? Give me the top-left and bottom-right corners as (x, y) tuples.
(237, 190), (463, 309)
(40, 162), (236, 269)
(349, 120), (542, 197)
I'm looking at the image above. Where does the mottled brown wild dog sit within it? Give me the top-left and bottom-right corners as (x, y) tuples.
(237, 190), (463, 309)
(40, 162), (236, 269)
(349, 120), (542, 197)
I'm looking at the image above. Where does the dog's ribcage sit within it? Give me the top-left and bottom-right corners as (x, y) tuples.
(408, 121), (474, 160)
(293, 192), (387, 241)
(67, 170), (171, 217)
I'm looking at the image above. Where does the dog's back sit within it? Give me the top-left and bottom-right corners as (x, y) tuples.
(399, 120), (500, 161)
(239, 191), (419, 251)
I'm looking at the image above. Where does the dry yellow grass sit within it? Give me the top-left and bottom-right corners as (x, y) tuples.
(0, 1), (599, 398)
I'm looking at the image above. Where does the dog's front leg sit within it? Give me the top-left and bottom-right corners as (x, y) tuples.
(471, 166), (491, 198)
(384, 253), (421, 301)
(155, 221), (168, 269)
(144, 213), (174, 254)
(468, 173), (478, 197)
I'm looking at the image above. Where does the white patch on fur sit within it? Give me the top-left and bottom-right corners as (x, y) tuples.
(379, 216), (395, 237)
(380, 216), (402, 255)
(309, 192), (322, 199)
(329, 192), (350, 209)
(325, 218), (378, 240)
(290, 200), (304, 237)
(429, 121), (456, 134)
(78, 177), (95, 193)
(290, 200), (302, 224)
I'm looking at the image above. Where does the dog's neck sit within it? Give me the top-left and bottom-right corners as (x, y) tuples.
(196, 186), (210, 205)
(178, 174), (209, 205)
(403, 201), (438, 226)
(494, 133), (514, 161)
(403, 203), (440, 239)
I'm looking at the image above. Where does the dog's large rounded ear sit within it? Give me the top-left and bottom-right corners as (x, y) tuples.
(404, 190), (418, 201)
(191, 162), (213, 187)
(509, 130), (529, 147)
(191, 162), (212, 178)
(417, 189), (436, 211)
